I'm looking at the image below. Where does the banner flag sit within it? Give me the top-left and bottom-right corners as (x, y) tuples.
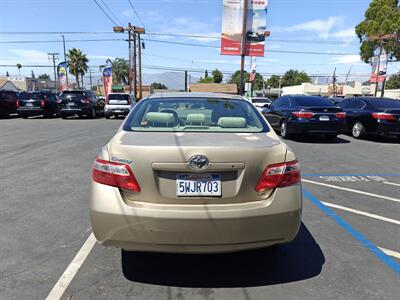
(57, 62), (68, 92)
(102, 67), (113, 97)
(221, 0), (268, 57)
(249, 62), (257, 81)
(370, 48), (387, 83)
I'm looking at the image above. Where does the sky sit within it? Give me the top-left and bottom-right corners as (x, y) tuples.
(1, 0), (399, 84)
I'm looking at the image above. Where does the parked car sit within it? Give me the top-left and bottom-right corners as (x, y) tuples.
(337, 97), (400, 139)
(90, 92), (302, 253)
(104, 93), (136, 119)
(251, 97), (272, 110)
(0, 90), (19, 118)
(17, 91), (58, 118)
(262, 95), (347, 139)
(58, 90), (104, 119)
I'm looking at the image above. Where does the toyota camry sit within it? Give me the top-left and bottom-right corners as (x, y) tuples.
(89, 92), (302, 253)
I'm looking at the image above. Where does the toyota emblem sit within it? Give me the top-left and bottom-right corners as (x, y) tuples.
(188, 155), (209, 170)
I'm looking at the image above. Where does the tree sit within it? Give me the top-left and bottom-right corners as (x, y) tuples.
(100, 58), (129, 85)
(228, 70), (265, 92)
(266, 75), (281, 88)
(355, 0), (400, 63)
(16, 64), (22, 77)
(6, 71), (9, 77)
(150, 82), (167, 90)
(31, 70), (35, 79)
(199, 77), (214, 83)
(212, 69), (223, 83)
(385, 73), (400, 89)
(67, 48), (89, 89)
(205, 70), (208, 78)
(281, 69), (311, 87)
(38, 73), (50, 80)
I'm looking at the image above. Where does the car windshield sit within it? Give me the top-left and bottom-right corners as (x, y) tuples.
(108, 94), (130, 100)
(60, 92), (85, 99)
(292, 97), (334, 107)
(124, 97), (268, 133)
(252, 98), (271, 103)
(19, 93), (40, 100)
(368, 99), (400, 109)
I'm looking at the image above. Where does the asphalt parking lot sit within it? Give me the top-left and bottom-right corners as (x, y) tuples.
(0, 117), (399, 300)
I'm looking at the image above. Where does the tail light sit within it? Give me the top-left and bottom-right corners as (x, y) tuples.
(255, 160), (301, 192)
(335, 112), (346, 119)
(92, 157), (141, 192)
(16, 100), (20, 108)
(81, 98), (90, 105)
(292, 111), (314, 118)
(372, 112), (395, 121)
(40, 100), (46, 107)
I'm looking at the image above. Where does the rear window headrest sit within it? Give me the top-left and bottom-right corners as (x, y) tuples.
(218, 117), (247, 128)
(186, 113), (205, 124)
(145, 112), (175, 124)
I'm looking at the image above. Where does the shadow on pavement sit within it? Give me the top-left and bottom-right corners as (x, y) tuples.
(121, 223), (324, 288)
(289, 135), (351, 144)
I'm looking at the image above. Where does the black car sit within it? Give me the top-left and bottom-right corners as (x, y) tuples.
(262, 95), (347, 139)
(0, 90), (19, 118)
(17, 91), (58, 118)
(59, 90), (104, 119)
(337, 97), (400, 139)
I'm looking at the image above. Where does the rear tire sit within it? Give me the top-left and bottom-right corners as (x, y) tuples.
(352, 121), (365, 139)
(280, 120), (291, 139)
(104, 112), (111, 119)
(88, 107), (96, 119)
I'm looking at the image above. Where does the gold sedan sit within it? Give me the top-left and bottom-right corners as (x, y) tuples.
(90, 93), (302, 253)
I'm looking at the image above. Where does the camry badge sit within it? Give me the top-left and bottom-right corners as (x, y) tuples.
(188, 155), (209, 170)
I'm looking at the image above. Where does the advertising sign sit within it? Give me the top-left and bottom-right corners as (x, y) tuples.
(102, 67), (113, 97)
(370, 48), (387, 83)
(57, 62), (68, 92)
(221, 0), (268, 57)
(249, 62), (256, 81)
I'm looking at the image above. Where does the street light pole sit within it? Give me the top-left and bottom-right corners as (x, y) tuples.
(61, 35), (69, 88)
(137, 32), (143, 100)
(48, 52), (59, 91)
(239, 0), (249, 96)
(128, 23), (132, 95)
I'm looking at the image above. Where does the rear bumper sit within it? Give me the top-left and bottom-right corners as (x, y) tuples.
(288, 120), (347, 135)
(105, 104), (131, 115)
(90, 181), (302, 253)
(60, 107), (90, 115)
(17, 108), (46, 115)
(374, 123), (400, 136)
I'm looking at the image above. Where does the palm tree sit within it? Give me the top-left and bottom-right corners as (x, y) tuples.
(16, 64), (22, 77)
(100, 58), (129, 85)
(66, 48), (89, 89)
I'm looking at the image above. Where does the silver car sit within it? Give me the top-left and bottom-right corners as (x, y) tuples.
(90, 92), (302, 253)
(104, 93), (136, 119)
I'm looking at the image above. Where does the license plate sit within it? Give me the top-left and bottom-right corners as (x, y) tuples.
(319, 115), (330, 121)
(26, 103), (33, 107)
(68, 102), (75, 106)
(114, 110), (123, 113)
(176, 173), (221, 197)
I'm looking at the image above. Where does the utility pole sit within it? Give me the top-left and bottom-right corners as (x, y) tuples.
(184, 70), (188, 92)
(89, 69), (93, 90)
(239, 0), (249, 95)
(333, 67), (337, 97)
(128, 23), (133, 94)
(137, 32), (143, 100)
(48, 52), (59, 91)
(61, 35), (69, 88)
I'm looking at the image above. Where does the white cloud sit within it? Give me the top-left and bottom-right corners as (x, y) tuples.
(88, 55), (116, 61)
(331, 55), (363, 65)
(6, 49), (50, 64)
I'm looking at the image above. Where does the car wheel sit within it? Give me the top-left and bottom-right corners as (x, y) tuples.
(61, 114), (68, 119)
(104, 112), (111, 119)
(22, 114), (28, 119)
(352, 121), (365, 139)
(280, 120), (290, 139)
(88, 107), (96, 119)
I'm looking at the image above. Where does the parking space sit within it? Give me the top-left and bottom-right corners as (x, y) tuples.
(1, 118), (399, 299)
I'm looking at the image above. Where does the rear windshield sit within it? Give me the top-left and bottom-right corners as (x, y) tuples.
(292, 97), (334, 107)
(124, 98), (268, 133)
(368, 99), (400, 109)
(19, 93), (40, 100)
(60, 91), (85, 99)
(252, 98), (271, 103)
(108, 94), (130, 100)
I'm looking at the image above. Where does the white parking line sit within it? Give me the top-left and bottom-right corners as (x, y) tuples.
(321, 201), (400, 225)
(46, 233), (97, 300)
(378, 247), (400, 260)
(302, 179), (400, 204)
(383, 181), (400, 187)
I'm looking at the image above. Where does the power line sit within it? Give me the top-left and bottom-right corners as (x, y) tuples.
(99, 0), (123, 25)
(91, 0), (119, 26)
(0, 38), (125, 44)
(127, 0), (148, 30)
